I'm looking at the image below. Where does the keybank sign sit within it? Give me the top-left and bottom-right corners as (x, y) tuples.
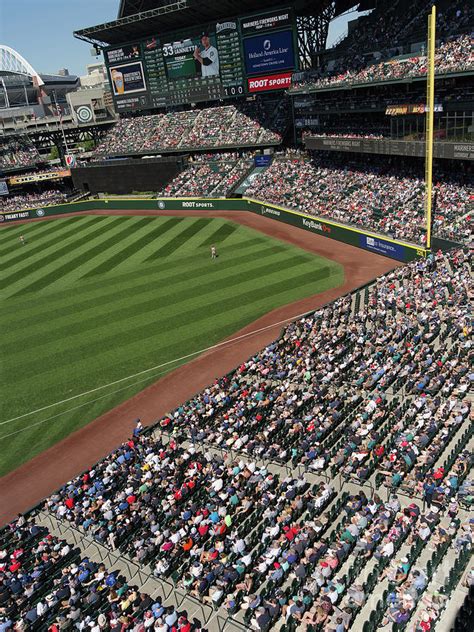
(302, 218), (323, 232)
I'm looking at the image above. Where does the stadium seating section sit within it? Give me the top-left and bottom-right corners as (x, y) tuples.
(159, 155), (252, 198)
(93, 104), (282, 157)
(290, 35), (474, 92)
(0, 138), (40, 170)
(2, 190), (68, 213)
(331, 0), (473, 59)
(8, 247), (467, 632)
(0, 518), (205, 630)
(245, 155), (472, 244)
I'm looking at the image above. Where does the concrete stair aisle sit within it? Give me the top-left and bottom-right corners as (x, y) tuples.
(405, 521), (468, 632)
(33, 508), (225, 631)
(229, 488), (345, 630)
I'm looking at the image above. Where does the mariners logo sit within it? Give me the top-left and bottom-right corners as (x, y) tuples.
(158, 201), (165, 209)
(36, 209), (45, 217)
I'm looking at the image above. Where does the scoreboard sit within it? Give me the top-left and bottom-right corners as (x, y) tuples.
(105, 8), (297, 112)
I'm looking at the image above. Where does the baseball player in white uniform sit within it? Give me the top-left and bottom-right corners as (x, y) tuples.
(194, 33), (219, 77)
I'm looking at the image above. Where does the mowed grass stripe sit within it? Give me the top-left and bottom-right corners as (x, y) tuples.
(83, 217), (183, 277)
(0, 235), (271, 322)
(0, 216), (85, 263)
(145, 218), (209, 260)
(7, 265), (323, 382)
(0, 218), (62, 248)
(4, 267), (343, 418)
(199, 221), (239, 247)
(12, 217), (151, 296)
(0, 217), (114, 292)
(1, 292), (304, 472)
(3, 238), (289, 333)
(6, 247), (308, 357)
(4, 253), (318, 355)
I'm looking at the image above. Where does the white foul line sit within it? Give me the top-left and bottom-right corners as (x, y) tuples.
(0, 306), (315, 429)
(0, 364), (179, 442)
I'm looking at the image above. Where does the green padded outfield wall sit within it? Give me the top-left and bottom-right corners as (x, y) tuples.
(0, 197), (425, 262)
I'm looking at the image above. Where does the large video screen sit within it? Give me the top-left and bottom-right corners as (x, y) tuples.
(105, 8), (297, 112)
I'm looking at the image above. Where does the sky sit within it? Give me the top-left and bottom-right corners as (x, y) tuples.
(0, 0), (369, 77)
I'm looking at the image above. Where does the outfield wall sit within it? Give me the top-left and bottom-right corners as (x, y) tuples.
(0, 197), (426, 262)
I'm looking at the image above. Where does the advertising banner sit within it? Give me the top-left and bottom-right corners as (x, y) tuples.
(254, 155), (273, 167)
(106, 44), (141, 64)
(241, 11), (293, 34)
(0, 210), (30, 222)
(0, 180), (9, 196)
(359, 234), (408, 259)
(243, 30), (294, 75)
(110, 62), (147, 96)
(385, 103), (443, 115)
(248, 71), (292, 92)
(305, 137), (473, 161)
(8, 170), (71, 185)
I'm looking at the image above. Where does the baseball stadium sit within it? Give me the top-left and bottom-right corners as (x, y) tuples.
(0, 1), (473, 631)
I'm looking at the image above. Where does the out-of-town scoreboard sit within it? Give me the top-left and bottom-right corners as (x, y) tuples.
(104, 8), (298, 112)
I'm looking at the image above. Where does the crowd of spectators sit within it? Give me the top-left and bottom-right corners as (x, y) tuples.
(290, 35), (474, 92)
(331, 0), (472, 60)
(1, 190), (68, 213)
(159, 158), (251, 197)
(43, 434), (453, 631)
(2, 243), (468, 630)
(0, 516), (205, 631)
(93, 105), (281, 158)
(245, 154), (472, 244)
(45, 245), (471, 504)
(0, 139), (40, 170)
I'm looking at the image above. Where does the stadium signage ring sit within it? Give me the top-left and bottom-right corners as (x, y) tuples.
(76, 105), (93, 123)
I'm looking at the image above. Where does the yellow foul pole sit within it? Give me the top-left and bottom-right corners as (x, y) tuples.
(424, 5), (436, 251)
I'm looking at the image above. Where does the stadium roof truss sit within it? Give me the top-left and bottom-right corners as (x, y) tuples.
(74, 0), (358, 66)
(0, 45), (44, 86)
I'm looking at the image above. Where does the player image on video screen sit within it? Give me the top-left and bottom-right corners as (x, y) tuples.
(162, 30), (220, 82)
(193, 32), (220, 77)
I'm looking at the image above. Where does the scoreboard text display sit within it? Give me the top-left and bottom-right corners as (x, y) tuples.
(105, 8), (297, 112)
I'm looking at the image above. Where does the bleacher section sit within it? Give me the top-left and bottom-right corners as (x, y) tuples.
(5, 247), (468, 632)
(159, 157), (253, 198)
(93, 103), (283, 158)
(290, 34), (473, 92)
(0, 137), (40, 171)
(245, 154), (472, 245)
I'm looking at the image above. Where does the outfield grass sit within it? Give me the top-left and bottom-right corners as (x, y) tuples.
(0, 215), (344, 475)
